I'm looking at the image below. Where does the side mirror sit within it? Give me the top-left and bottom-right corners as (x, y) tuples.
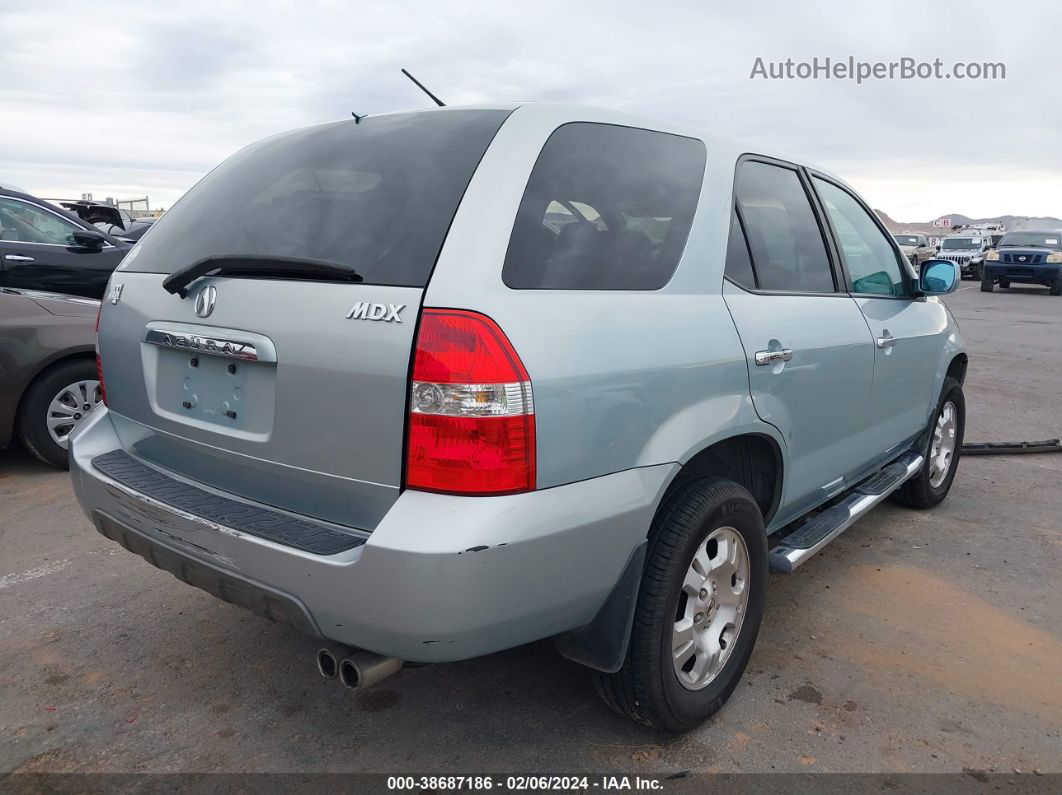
(919, 259), (959, 295)
(72, 229), (106, 249)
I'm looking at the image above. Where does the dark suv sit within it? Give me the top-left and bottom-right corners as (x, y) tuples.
(982, 230), (1062, 295)
(0, 187), (131, 299)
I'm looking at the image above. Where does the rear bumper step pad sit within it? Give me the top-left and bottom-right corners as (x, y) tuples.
(92, 449), (366, 555)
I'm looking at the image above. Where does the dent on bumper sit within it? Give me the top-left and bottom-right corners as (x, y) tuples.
(69, 409), (676, 662)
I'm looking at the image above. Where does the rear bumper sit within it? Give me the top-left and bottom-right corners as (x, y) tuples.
(70, 409), (674, 663)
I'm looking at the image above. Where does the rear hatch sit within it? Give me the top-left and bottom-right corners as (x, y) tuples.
(98, 108), (512, 531)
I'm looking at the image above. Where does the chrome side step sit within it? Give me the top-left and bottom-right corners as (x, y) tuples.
(768, 451), (924, 574)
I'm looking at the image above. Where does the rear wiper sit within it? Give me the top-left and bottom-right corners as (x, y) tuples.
(162, 255), (364, 298)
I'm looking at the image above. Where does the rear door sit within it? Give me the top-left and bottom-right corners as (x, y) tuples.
(809, 174), (942, 454)
(0, 195), (123, 299)
(98, 109), (511, 531)
(722, 158), (877, 520)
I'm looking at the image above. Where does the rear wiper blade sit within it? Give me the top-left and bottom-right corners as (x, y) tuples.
(162, 255), (364, 298)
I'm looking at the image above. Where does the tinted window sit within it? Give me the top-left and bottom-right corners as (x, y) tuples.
(724, 211), (756, 289)
(502, 123), (706, 290)
(734, 161), (834, 293)
(0, 198), (82, 245)
(120, 110), (511, 286)
(813, 178), (906, 297)
(998, 231), (1062, 250)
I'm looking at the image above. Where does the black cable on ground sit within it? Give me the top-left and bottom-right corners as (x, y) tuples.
(961, 439), (1062, 456)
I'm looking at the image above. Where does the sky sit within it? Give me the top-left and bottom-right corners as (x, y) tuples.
(1, 0), (1059, 222)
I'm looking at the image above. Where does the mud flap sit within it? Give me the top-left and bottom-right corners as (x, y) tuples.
(551, 540), (647, 673)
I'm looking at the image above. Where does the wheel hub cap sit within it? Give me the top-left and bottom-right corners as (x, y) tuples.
(672, 526), (751, 691)
(929, 401), (958, 488)
(47, 380), (102, 449)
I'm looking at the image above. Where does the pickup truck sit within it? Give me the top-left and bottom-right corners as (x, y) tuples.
(982, 230), (1062, 295)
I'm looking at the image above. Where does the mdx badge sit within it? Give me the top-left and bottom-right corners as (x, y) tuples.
(346, 302), (404, 323)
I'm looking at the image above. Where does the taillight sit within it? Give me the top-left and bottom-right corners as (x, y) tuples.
(406, 309), (535, 495)
(95, 304), (107, 405)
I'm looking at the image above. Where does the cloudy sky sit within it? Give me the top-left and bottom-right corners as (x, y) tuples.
(1, 0), (1059, 221)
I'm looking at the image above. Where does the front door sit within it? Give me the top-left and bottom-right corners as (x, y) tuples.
(0, 196), (123, 299)
(810, 175), (944, 457)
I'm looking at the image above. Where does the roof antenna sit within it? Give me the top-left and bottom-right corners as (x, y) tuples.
(401, 68), (446, 107)
(351, 111), (365, 124)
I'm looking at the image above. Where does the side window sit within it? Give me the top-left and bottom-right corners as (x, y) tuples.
(0, 198), (82, 246)
(502, 123), (706, 290)
(812, 178), (906, 297)
(734, 161), (835, 293)
(724, 211), (756, 289)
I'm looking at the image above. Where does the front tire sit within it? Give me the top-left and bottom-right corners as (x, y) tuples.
(594, 477), (767, 731)
(980, 272), (994, 292)
(1050, 279), (1062, 296)
(16, 359), (102, 469)
(893, 376), (964, 509)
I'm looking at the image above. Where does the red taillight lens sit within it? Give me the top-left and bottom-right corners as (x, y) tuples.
(406, 309), (535, 495)
(95, 304), (107, 405)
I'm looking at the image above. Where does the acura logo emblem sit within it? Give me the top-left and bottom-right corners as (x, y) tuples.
(194, 285), (217, 318)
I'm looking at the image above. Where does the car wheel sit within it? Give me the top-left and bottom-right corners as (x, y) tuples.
(17, 359), (102, 469)
(1050, 280), (1062, 296)
(893, 376), (964, 509)
(980, 272), (993, 292)
(999, 279), (1011, 289)
(594, 477), (767, 731)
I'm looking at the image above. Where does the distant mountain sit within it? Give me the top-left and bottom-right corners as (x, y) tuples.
(875, 210), (1062, 234)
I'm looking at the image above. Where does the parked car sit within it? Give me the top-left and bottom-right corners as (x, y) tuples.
(891, 232), (935, 267)
(71, 104), (967, 732)
(0, 288), (101, 467)
(0, 187), (131, 299)
(936, 235), (992, 280)
(982, 230), (1062, 295)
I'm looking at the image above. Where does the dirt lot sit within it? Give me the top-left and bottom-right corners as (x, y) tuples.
(1, 283), (1059, 776)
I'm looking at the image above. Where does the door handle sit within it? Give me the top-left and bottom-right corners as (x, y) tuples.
(876, 333), (896, 349)
(4, 254), (35, 262)
(754, 348), (793, 366)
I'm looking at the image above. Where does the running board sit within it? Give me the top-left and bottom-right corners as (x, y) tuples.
(768, 451), (924, 574)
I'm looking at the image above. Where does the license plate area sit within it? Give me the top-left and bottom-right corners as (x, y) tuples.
(140, 323), (277, 440)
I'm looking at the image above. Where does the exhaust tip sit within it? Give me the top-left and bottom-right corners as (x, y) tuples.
(338, 658), (362, 689)
(316, 648), (339, 679)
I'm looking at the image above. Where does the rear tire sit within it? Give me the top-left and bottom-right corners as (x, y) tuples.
(594, 477), (767, 732)
(893, 377), (964, 509)
(1000, 279), (1011, 289)
(16, 359), (102, 469)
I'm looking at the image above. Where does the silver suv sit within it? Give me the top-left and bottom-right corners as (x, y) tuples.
(70, 104), (967, 731)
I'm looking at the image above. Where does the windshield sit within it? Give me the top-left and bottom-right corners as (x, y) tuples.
(120, 109), (511, 286)
(941, 238), (981, 250)
(998, 232), (1062, 250)
(893, 235), (919, 246)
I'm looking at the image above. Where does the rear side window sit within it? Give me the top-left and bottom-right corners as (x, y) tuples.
(734, 161), (835, 293)
(120, 110), (511, 287)
(502, 123), (706, 290)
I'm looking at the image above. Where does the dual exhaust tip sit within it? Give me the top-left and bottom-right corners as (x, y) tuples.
(317, 647), (403, 690)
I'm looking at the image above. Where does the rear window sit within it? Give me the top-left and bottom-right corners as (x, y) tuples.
(121, 109), (511, 286)
(502, 123), (706, 290)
